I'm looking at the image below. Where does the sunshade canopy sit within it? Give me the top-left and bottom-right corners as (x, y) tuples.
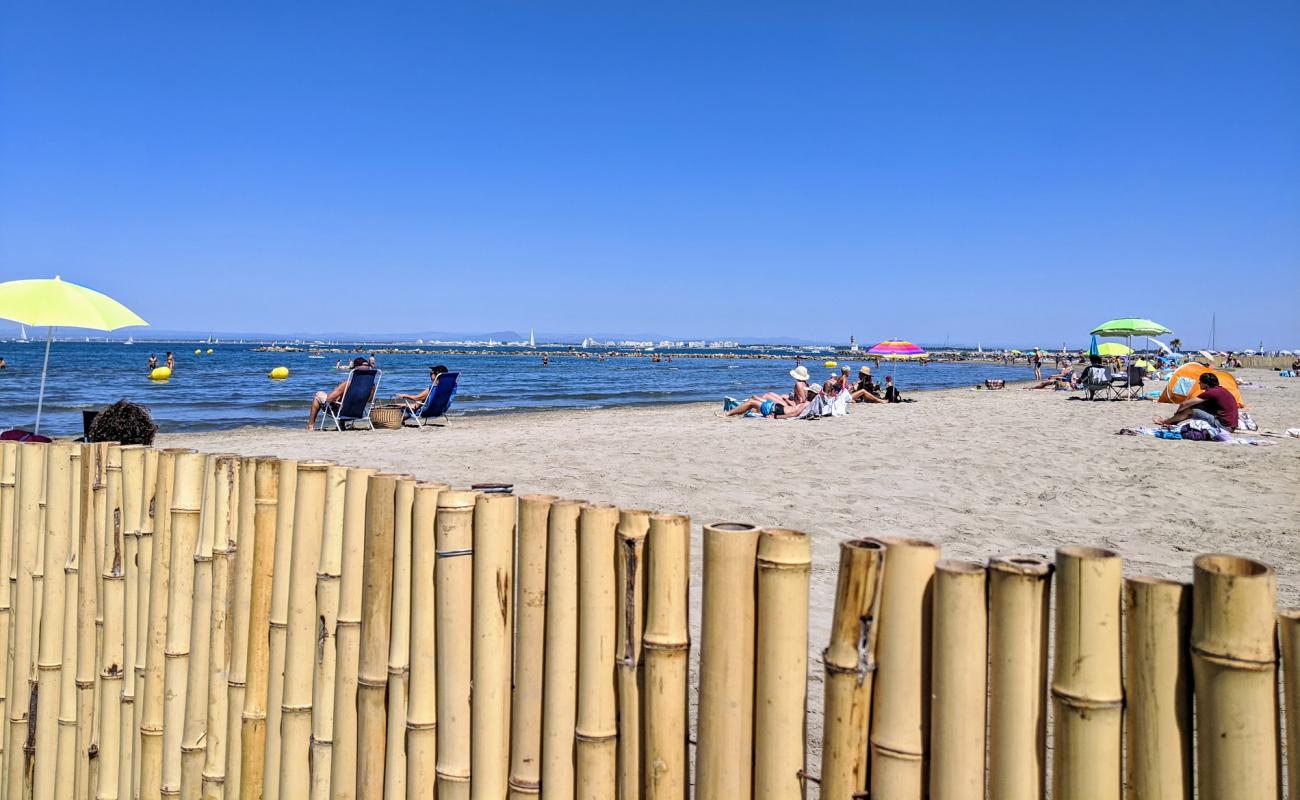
(1091, 318), (1172, 337)
(0, 276), (148, 330)
(1095, 342), (1132, 356)
(867, 340), (926, 358)
(1158, 363), (1245, 408)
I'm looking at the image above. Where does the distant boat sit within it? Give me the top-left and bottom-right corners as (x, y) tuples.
(19, 324), (28, 342)
(124, 336), (134, 345)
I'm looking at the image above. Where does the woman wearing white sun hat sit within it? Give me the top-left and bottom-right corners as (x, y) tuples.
(748, 364), (811, 408)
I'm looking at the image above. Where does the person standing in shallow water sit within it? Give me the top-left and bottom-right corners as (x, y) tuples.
(147, 354), (158, 370)
(165, 351), (175, 370)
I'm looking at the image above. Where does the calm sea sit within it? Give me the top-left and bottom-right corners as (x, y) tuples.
(0, 341), (1034, 435)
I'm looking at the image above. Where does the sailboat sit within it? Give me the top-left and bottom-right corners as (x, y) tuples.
(19, 324), (28, 343)
(124, 336), (134, 345)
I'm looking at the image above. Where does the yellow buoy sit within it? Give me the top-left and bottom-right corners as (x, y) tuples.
(824, 360), (838, 369)
(206, 348), (214, 355)
(194, 348), (202, 355)
(150, 367), (172, 381)
(269, 366), (290, 380)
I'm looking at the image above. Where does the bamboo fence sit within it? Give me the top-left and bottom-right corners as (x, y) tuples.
(0, 441), (1294, 800)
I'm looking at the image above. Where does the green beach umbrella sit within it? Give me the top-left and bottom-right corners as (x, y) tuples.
(1090, 318), (1172, 337)
(0, 276), (148, 435)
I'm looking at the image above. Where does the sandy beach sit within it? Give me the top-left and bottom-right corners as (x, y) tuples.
(159, 367), (1300, 766)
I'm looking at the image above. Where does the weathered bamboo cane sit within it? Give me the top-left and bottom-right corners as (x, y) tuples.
(4, 442), (44, 800)
(696, 521), (760, 800)
(575, 504), (619, 800)
(382, 477), (414, 800)
(132, 446), (160, 798)
(928, 559), (986, 800)
(539, 500), (582, 800)
(180, 455), (221, 798)
(260, 458), (298, 800)
(356, 473), (399, 800)
(434, 488), (476, 800)
(79, 443), (109, 799)
(1282, 609), (1300, 800)
(95, 445), (125, 800)
(202, 454), (241, 800)
(1123, 577), (1192, 800)
(33, 443), (75, 800)
(0, 441), (16, 776)
(116, 445), (148, 800)
(1191, 554), (1279, 799)
(641, 512), (691, 800)
(1051, 546), (1122, 800)
(406, 482), (447, 800)
(223, 455), (259, 799)
(328, 467), (374, 800)
(59, 447), (86, 798)
(277, 461), (331, 800)
(473, 492), (518, 800)
(238, 457), (280, 800)
(614, 508), (650, 800)
(753, 528), (811, 800)
(506, 494), (556, 800)
(986, 555), (1052, 800)
(309, 465), (348, 800)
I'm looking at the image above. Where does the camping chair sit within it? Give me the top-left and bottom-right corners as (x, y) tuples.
(402, 371), (459, 428)
(318, 368), (381, 431)
(1112, 364), (1146, 400)
(1080, 365), (1113, 401)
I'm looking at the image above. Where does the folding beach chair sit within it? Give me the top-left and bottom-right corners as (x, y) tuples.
(318, 368), (381, 430)
(1081, 365), (1113, 401)
(402, 371), (459, 428)
(1112, 364), (1146, 400)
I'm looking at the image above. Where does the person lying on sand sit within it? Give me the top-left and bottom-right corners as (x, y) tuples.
(394, 365), (448, 410)
(1025, 365), (1078, 390)
(307, 356), (369, 430)
(1155, 371), (1238, 431)
(724, 382), (819, 418)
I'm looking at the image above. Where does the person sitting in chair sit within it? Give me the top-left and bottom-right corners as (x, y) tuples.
(394, 365), (449, 412)
(1154, 372), (1238, 431)
(307, 357), (370, 430)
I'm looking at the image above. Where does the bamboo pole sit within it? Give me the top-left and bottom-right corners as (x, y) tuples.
(539, 500), (582, 800)
(753, 528), (811, 800)
(383, 477), (415, 800)
(696, 521), (760, 800)
(506, 494), (556, 800)
(223, 455), (260, 800)
(927, 559), (986, 800)
(4, 442), (44, 800)
(328, 467), (374, 800)
(59, 446), (86, 798)
(309, 465), (348, 800)
(0, 440), (15, 772)
(202, 455), (241, 800)
(79, 443), (109, 800)
(1191, 554), (1279, 799)
(116, 445), (148, 800)
(575, 504), (619, 800)
(641, 513), (691, 800)
(260, 459), (298, 800)
(614, 508), (650, 800)
(986, 555), (1052, 800)
(96, 445), (125, 800)
(472, 492), (517, 800)
(238, 457), (281, 800)
(434, 488), (476, 800)
(1281, 609), (1300, 800)
(356, 473), (399, 800)
(1123, 577), (1191, 800)
(277, 462), (331, 800)
(33, 442), (74, 800)
(132, 446), (160, 799)
(1051, 547), (1123, 800)
(406, 482), (447, 800)
(180, 455), (221, 798)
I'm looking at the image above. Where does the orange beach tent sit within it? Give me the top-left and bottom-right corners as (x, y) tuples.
(1158, 363), (1245, 408)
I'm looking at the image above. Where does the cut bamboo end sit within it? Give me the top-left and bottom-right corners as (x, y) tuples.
(1192, 554), (1277, 663)
(754, 528), (811, 800)
(928, 559), (987, 800)
(1123, 576), (1192, 800)
(1281, 609), (1300, 800)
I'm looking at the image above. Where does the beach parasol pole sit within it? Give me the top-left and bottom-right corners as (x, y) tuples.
(34, 327), (52, 435)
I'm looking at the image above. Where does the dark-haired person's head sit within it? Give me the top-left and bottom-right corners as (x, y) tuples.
(352, 356), (368, 368)
(1089, 355), (1102, 365)
(430, 365), (448, 377)
(1199, 372), (1219, 388)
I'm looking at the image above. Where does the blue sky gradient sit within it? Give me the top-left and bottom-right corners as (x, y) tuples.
(2, 2), (1297, 347)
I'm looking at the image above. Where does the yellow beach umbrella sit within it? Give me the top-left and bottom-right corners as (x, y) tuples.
(1095, 342), (1132, 357)
(0, 276), (148, 434)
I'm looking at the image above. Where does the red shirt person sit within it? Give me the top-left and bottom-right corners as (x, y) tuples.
(1155, 372), (1239, 430)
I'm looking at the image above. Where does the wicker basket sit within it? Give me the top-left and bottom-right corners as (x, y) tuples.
(370, 405), (405, 430)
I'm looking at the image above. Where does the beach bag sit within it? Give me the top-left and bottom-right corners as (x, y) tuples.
(1178, 419), (1217, 441)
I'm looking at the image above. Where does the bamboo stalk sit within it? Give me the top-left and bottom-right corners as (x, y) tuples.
(132, 446), (160, 799)
(79, 443), (109, 800)
(59, 446), (86, 798)
(0, 441), (17, 782)
(383, 477), (414, 800)
(927, 559), (986, 800)
(116, 445), (148, 800)
(328, 467), (374, 800)
(473, 492), (517, 800)
(406, 482), (447, 800)
(309, 465), (348, 800)
(1281, 609), (1300, 800)
(753, 528), (811, 800)
(575, 504), (619, 800)
(986, 555), (1052, 800)
(1123, 577), (1191, 800)
(356, 473), (399, 800)
(696, 521), (760, 800)
(202, 455), (241, 800)
(180, 455), (221, 798)
(641, 512), (691, 800)
(539, 500), (582, 800)
(4, 442), (44, 800)
(1051, 546), (1123, 800)
(238, 457), (281, 800)
(223, 455), (260, 800)
(434, 489), (476, 800)
(33, 443), (75, 800)
(260, 459), (298, 800)
(95, 445), (125, 800)
(1191, 554), (1279, 799)
(506, 494), (556, 800)
(614, 508), (650, 800)
(277, 462), (331, 800)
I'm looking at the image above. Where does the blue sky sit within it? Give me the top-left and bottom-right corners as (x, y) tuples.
(2, 2), (1297, 347)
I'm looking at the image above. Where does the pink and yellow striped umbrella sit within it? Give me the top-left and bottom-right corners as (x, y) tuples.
(866, 339), (927, 359)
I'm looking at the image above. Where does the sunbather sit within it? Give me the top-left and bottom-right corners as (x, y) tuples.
(1154, 372), (1238, 431)
(850, 366), (885, 404)
(394, 365), (448, 410)
(1026, 365), (1077, 390)
(307, 357), (369, 430)
(724, 381), (819, 418)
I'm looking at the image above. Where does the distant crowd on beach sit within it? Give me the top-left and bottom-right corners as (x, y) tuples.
(723, 362), (908, 419)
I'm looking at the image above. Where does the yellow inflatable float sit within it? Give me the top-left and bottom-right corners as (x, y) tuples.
(824, 360), (838, 369)
(269, 366), (290, 380)
(206, 348), (214, 355)
(194, 348), (201, 355)
(149, 367), (171, 381)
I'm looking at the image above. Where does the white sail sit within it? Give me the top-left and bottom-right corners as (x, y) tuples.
(19, 324), (27, 341)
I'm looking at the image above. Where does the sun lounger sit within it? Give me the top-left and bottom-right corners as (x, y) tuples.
(318, 367), (381, 431)
(402, 371), (459, 427)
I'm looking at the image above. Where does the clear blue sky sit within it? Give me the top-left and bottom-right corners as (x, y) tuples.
(2, 2), (1297, 348)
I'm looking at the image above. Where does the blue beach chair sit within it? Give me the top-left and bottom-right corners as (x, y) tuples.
(402, 372), (459, 428)
(318, 368), (381, 430)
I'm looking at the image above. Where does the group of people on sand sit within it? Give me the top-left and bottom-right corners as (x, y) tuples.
(307, 358), (449, 430)
(723, 364), (904, 419)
